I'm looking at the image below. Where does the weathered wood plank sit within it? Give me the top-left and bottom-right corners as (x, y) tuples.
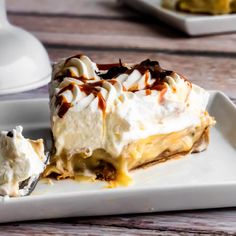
(46, 48), (236, 99)
(74, 209), (236, 235)
(8, 14), (164, 36)
(1, 209), (236, 235)
(6, 0), (134, 18)
(0, 223), (211, 236)
(8, 14), (236, 54)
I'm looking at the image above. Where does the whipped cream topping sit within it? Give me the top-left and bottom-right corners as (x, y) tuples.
(50, 55), (210, 158)
(0, 126), (46, 197)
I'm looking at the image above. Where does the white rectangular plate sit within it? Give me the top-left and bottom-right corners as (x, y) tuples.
(0, 91), (236, 223)
(121, 0), (236, 35)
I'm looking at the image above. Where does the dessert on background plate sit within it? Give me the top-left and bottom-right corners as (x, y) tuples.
(43, 54), (215, 186)
(162, 0), (236, 15)
(0, 126), (47, 197)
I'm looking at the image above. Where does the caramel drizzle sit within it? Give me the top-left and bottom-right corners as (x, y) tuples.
(58, 83), (75, 95)
(55, 95), (72, 118)
(146, 89), (151, 96)
(58, 103), (72, 118)
(54, 55), (190, 118)
(55, 69), (91, 83)
(159, 87), (168, 104)
(56, 81), (107, 117)
(79, 81), (107, 114)
(144, 70), (149, 87)
(97, 92), (107, 115)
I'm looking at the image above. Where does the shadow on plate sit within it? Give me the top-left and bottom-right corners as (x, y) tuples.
(23, 127), (52, 152)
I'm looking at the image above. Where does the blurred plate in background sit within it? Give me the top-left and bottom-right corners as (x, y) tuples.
(120, 0), (236, 36)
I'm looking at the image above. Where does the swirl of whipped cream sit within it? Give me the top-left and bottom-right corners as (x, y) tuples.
(116, 67), (191, 103)
(50, 55), (100, 96)
(50, 55), (102, 116)
(55, 79), (123, 115)
(53, 55), (99, 81)
(52, 57), (192, 119)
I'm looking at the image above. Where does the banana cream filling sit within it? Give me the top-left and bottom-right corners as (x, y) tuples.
(44, 114), (214, 185)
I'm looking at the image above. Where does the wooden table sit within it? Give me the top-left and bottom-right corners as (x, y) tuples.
(1, 0), (236, 234)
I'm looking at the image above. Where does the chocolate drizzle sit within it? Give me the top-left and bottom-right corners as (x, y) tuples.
(133, 59), (173, 85)
(98, 60), (128, 80)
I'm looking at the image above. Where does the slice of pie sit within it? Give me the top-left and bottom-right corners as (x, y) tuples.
(43, 55), (215, 186)
(162, 0), (236, 15)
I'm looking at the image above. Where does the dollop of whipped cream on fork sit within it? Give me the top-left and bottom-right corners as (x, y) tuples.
(0, 126), (47, 197)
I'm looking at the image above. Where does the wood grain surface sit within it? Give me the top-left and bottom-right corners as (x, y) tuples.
(1, 0), (236, 235)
